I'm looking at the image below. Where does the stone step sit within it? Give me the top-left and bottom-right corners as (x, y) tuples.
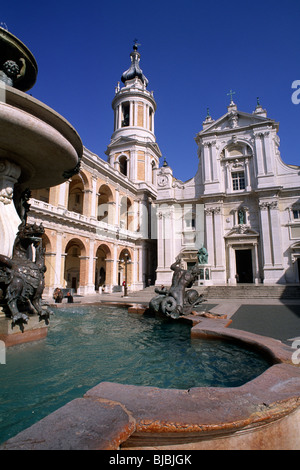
(201, 285), (300, 299)
(129, 285), (300, 300)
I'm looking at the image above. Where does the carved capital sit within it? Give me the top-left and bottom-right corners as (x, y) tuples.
(259, 202), (269, 210)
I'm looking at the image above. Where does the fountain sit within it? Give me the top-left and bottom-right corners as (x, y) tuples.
(0, 30), (298, 451)
(0, 27), (82, 344)
(148, 254), (207, 318)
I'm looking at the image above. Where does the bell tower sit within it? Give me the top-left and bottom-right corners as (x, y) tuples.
(106, 44), (161, 184)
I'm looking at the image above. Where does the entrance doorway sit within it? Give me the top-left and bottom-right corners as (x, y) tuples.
(235, 249), (253, 283)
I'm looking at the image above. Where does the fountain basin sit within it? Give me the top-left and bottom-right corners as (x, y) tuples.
(0, 311), (299, 450)
(0, 86), (82, 190)
(0, 27), (38, 92)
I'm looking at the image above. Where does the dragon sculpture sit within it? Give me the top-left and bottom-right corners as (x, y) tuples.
(0, 221), (50, 326)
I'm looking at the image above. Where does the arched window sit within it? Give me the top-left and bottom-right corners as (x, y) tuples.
(68, 175), (84, 214)
(97, 184), (114, 223)
(151, 160), (156, 184)
(119, 156), (128, 176)
(121, 102), (130, 127)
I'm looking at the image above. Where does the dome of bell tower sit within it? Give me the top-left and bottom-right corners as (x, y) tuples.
(121, 44), (149, 87)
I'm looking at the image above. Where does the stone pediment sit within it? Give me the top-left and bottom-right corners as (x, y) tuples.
(106, 136), (161, 156)
(199, 110), (277, 137)
(225, 225), (260, 239)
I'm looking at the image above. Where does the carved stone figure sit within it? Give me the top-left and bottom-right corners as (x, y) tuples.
(0, 58), (26, 87)
(197, 245), (208, 265)
(149, 257), (205, 319)
(0, 221), (49, 326)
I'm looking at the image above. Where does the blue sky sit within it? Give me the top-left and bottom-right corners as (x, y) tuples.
(2, 0), (300, 182)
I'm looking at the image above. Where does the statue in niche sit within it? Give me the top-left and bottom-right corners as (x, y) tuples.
(148, 256), (205, 319)
(238, 209), (245, 225)
(197, 245), (208, 265)
(0, 58), (26, 87)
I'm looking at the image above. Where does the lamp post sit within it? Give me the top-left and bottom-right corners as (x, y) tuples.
(121, 253), (129, 297)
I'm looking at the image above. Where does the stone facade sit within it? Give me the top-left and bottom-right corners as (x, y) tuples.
(28, 46), (160, 296)
(155, 101), (300, 286)
(28, 47), (300, 294)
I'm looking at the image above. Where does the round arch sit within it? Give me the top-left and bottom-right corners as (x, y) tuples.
(118, 155), (128, 176)
(120, 195), (134, 230)
(95, 243), (112, 291)
(118, 248), (133, 288)
(97, 184), (114, 224)
(64, 238), (87, 292)
(219, 139), (254, 159)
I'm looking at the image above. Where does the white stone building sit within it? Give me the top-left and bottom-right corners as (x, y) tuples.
(28, 45), (160, 295)
(155, 98), (300, 286)
(28, 44), (300, 293)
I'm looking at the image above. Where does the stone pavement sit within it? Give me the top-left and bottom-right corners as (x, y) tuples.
(44, 289), (300, 345)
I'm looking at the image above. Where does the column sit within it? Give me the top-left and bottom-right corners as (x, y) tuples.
(245, 158), (251, 191)
(90, 176), (97, 219)
(87, 239), (96, 293)
(54, 231), (64, 287)
(57, 181), (69, 209)
(225, 163), (230, 193)
(203, 143), (211, 182)
(156, 209), (165, 269)
(227, 245), (236, 284)
(129, 101), (134, 126)
(78, 256), (89, 294)
(213, 207), (225, 269)
(112, 244), (118, 287)
(138, 246), (143, 286)
(44, 253), (56, 294)
(132, 247), (138, 288)
(210, 141), (218, 181)
(259, 202), (272, 267)
(254, 133), (266, 175)
(105, 259), (114, 293)
(253, 243), (260, 283)
(262, 132), (274, 175)
(134, 101), (138, 127)
(204, 208), (215, 267)
(151, 108), (155, 134)
(118, 104), (122, 128)
(114, 188), (119, 226)
(269, 200), (283, 267)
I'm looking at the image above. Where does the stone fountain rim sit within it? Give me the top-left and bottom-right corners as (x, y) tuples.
(83, 315), (300, 444)
(1, 308), (299, 450)
(2, 85), (83, 158)
(0, 85), (83, 189)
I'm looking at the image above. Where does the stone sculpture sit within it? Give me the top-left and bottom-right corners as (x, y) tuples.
(0, 220), (49, 326)
(0, 58), (26, 87)
(149, 256), (206, 319)
(0, 189), (50, 327)
(197, 245), (208, 265)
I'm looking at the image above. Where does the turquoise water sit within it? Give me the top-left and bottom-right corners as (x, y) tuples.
(0, 305), (271, 444)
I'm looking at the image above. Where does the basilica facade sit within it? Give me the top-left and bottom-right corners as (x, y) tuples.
(155, 99), (300, 286)
(28, 46), (300, 295)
